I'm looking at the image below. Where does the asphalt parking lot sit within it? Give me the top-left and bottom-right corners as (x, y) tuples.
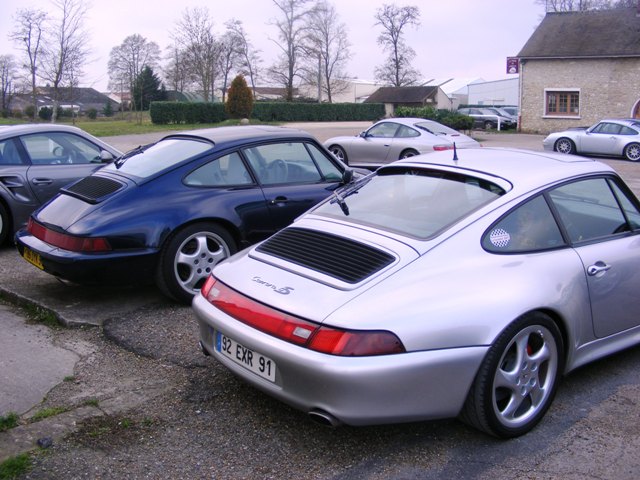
(1, 125), (640, 479)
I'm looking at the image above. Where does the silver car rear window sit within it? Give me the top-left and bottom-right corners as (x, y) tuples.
(315, 168), (505, 239)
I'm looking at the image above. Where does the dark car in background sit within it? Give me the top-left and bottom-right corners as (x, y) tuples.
(458, 108), (516, 130)
(16, 126), (353, 303)
(0, 124), (121, 245)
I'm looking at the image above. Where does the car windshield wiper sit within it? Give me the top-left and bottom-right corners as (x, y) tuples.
(114, 143), (155, 169)
(330, 175), (373, 216)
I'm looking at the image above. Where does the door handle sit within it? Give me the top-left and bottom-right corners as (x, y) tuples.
(270, 196), (289, 205)
(32, 178), (54, 185)
(587, 262), (611, 276)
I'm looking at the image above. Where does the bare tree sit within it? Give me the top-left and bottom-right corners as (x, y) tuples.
(172, 7), (221, 102)
(0, 55), (18, 115)
(108, 33), (161, 110)
(538, 0), (635, 10)
(39, 0), (90, 122)
(374, 4), (421, 87)
(268, 0), (313, 102)
(302, 0), (351, 103)
(218, 29), (242, 103)
(9, 8), (47, 119)
(226, 19), (262, 99)
(163, 44), (191, 94)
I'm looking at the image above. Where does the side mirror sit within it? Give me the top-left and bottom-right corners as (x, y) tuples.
(341, 168), (354, 185)
(100, 150), (115, 163)
(359, 131), (368, 138)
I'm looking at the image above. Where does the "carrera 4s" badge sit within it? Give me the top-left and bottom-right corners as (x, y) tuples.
(252, 276), (295, 295)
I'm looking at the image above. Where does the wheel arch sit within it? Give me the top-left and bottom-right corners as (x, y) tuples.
(157, 216), (243, 253)
(398, 148), (419, 159)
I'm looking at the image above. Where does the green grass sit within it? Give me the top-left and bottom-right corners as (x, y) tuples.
(0, 115), (267, 138)
(0, 454), (31, 479)
(23, 304), (60, 329)
(30, 406), (69, 422)
(0, 413), (19, 432)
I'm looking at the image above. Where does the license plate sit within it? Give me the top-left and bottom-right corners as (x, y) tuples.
(216, 332), (276, 382)
(22, 247), (44, 270)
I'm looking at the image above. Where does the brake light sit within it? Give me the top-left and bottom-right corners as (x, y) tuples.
(201, 277), (405, 356)
(433, 145), (453, 151)
(27, 218), (111, 252)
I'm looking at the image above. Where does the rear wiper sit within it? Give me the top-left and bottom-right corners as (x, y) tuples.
(330, 175), (373, 216)
(114, 143), (155, 169)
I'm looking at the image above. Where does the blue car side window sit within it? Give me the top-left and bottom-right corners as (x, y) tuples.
(185, 152), (252, 187)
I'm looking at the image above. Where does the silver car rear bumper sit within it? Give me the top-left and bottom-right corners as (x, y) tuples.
(193, 294), (488, 426)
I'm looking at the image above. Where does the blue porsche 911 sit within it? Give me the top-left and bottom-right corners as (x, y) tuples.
(16, 126), (353, 303)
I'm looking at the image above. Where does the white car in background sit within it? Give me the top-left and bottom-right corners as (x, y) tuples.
(324, 117), (480, 167)
(543, 118), (640, 161)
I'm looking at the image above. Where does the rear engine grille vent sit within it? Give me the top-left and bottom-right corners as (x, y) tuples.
(63, 176), (124, 203)
(256, 228), (395, 284)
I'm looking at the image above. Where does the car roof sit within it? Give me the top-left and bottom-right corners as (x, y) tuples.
(0, 123), (91, 138)
(600, 118), (640, 126)
(389, 147), (616, 194)
(161, 125), (314, 145)
(376, 117), (436, 126)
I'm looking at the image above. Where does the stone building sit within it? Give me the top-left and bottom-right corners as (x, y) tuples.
(517, 6), (640, 134)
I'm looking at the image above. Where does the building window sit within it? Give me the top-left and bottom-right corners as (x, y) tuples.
(545, 90), (579, 116)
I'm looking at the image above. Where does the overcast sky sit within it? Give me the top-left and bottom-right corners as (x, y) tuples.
(1, 0), (544, 92)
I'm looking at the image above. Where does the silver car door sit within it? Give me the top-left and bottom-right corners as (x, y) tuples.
(580, 122), (622, 155)
(549, 177), (640, 338)
(350, 122), (399, 164)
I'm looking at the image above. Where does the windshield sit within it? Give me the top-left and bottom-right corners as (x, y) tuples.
(104, 138), (212, 178)
(315, 168), (505, 239)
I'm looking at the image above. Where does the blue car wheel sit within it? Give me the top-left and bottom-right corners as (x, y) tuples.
(156, 222), (237, 304)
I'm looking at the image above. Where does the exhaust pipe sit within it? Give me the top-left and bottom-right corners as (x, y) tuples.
(308, 409), (342, 427)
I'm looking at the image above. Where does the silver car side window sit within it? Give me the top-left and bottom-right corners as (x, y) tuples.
(549, 178), (628, 242)
(484, 196), (564, 253)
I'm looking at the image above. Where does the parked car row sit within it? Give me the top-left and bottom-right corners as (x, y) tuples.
(8, 120), (640, 439)
(457, 107), (517, 130)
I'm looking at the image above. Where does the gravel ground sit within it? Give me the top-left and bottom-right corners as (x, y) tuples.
(15, 301), (462, 480)
(6, 282), (640, 480)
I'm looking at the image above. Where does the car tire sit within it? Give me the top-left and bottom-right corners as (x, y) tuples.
(623, 142), (640, 162)
(484, 121), (494, 130)
(328, 145), (348, 165)
(554, 138), (576, 155)
(0, 203), (9, 246)
(399, 149), (419, 159)
(460, 312), (564, 438)
(156, 222), (237, 304)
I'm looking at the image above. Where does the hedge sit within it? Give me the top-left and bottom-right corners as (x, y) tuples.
(149, 102), (226, 125)
(149, 101), (385, 125)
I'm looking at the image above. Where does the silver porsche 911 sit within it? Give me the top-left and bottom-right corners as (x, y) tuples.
(193, 147), (640, 438)
(542, 118), (640, 161)
(324, 117), (480, 167)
